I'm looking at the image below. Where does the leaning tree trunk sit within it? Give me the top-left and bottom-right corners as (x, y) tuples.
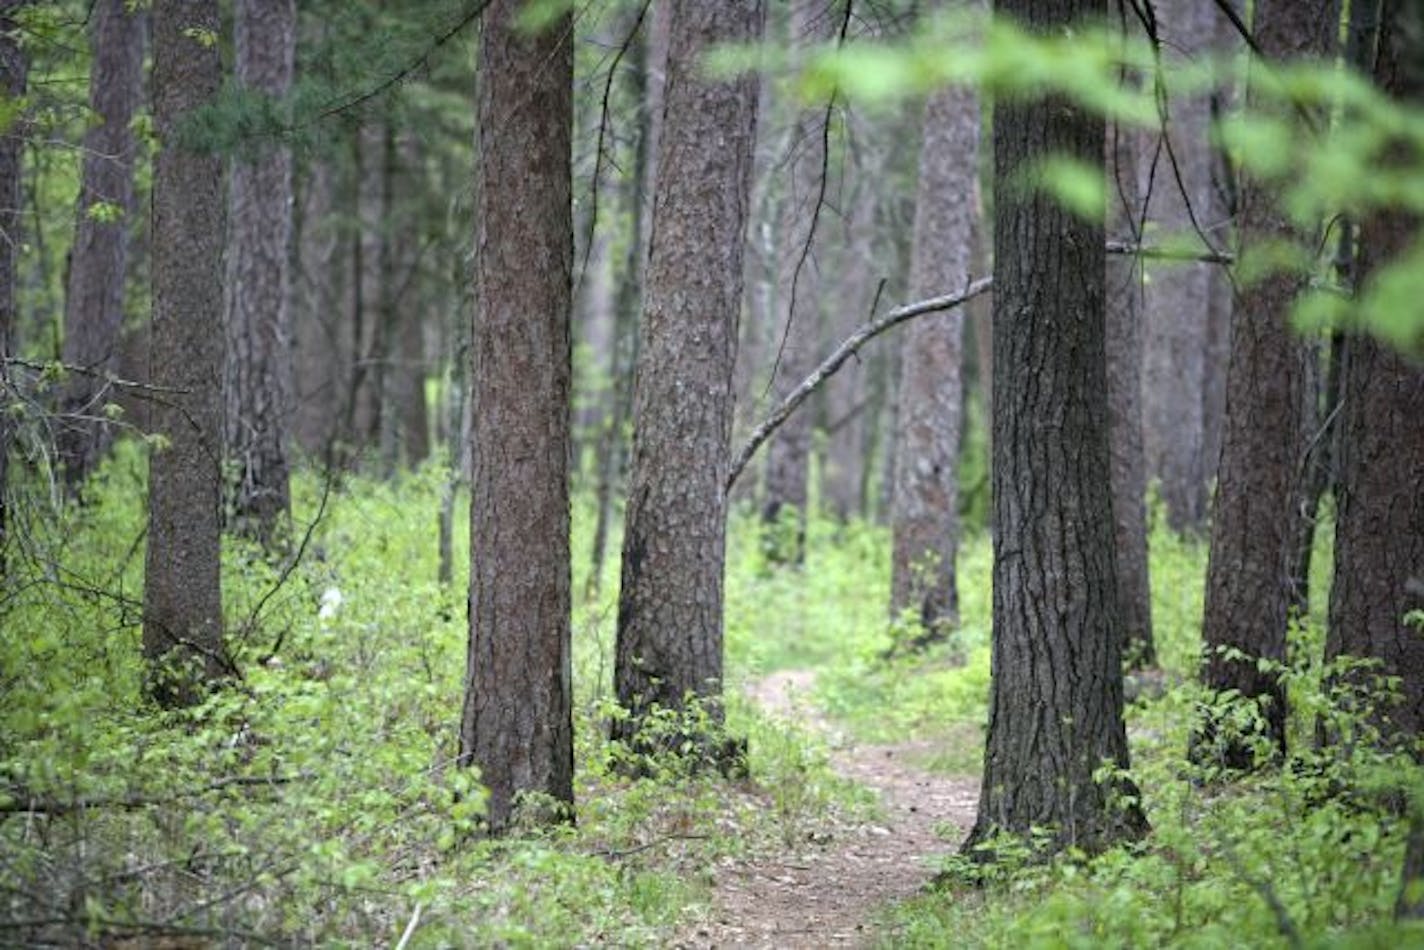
(224, 0), (295, 544)
(890, 19), (980, 644)
(0, 0), (24, 571)
(1106, 120), (1155, 669)
(1193, 0), (1334, 770)
(144, 0), (227, 707)
(964, 0), (1147, 860)
(613, 0), (762, 759)
(56, 0), (144, 490)
(458, 0), (574, 833)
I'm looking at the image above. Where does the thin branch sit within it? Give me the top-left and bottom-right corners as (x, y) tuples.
(1, 774), (307, 817)
(728, 276), (993, 492)
(1105, 240), (1235, 264)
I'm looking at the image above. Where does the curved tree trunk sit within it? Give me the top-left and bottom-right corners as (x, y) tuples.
(890, 21), (980, 643)
(144, 0), (227, 707)
(458, 1), (574, 833)
(613, 0), (762, 760)
(965, 0), (1146, 859)
(224, 0), (295, 544)
(1194, 0), (1335, 770)
(56, 0), (144, 491)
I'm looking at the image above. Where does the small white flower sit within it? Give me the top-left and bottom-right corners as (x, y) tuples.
(318, 586), (344, 621)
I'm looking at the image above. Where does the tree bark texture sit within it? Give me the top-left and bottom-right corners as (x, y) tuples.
(143, 0), (227, 707)
(762, 0), (833, 557)
(1195, 0), (1334, 769)
(224, 0), (295, 543)
(890, 54), (980, 640)
(613, 0), (762, 752)
(292, 159), (352, 460)
(1326, 0), (1424, 746)
(966, 0), (1145, 858)
(0, 2), (23, 569)
(459, 1), (574, 832)
(1140, 0), (1217, 534)
(56, 0), (144, 490)
(1106, 122), (1155, 668)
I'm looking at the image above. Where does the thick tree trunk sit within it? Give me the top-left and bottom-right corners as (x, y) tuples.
(890, 44), (979, 643)
(458, 1), (574, 833)
(965, 0), (1146, 859)
(143, 0), (227, 707)
(1194, 0), (1334, 769)
(224, 0), (295, 543)
(56, 0), (144, 490)
(1106, 122), (1155, 668)
(613, 0), (762, 760)
(1140, 0), (1217, 534)
(762, 0), (833, 560)
(0, 1), (23, 569)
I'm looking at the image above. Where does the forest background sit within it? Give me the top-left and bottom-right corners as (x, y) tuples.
(2, 0), (1423, 945)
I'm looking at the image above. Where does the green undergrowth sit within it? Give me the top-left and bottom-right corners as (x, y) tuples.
(0, 443), (864, 946)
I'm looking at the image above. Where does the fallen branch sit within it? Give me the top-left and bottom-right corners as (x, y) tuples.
(1, 773), (307, 816)
(726, 277), (992, 493)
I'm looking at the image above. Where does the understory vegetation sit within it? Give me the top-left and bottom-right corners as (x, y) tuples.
(3, 443), (1421, 946)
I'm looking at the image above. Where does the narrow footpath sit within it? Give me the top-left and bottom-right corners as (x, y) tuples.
(681, 670), (980, 948)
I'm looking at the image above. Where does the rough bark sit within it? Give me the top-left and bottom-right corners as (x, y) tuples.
(762, 0), (833, 559)
(1140, 0), (1217, 534)
(613, 0), (762, 758)
(143, 0), (227, 707)
(224, 0), (295, 543)
(964, 0), (1146, 858)
(1194, 0), (1334, 769)
(0, 1), (22, 568)
(1106, 121), (1155, 668)
(56, 0), (144, 490)
(458, 1), (574, 832)
(291, 158), (351, 459)
(349, 122), (389, 459)
(890, 48), (980, 642)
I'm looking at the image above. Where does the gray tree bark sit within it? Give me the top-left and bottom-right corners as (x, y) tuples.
(1194, 0), (1335, 769)
(613, 0), (762, 758)
(224, 0), (295, 543)
(56, 0), (145, 490)
(0, 0), (24, 568)
(458, 0), (574, 832)
(291, 158), (351, 459)
(890, 34), (980, 642)
(1140, 0), (1218, 534)
(1106, 121), (1155, 668)
(964, 0), (1146, 858)
(143, 0), (227, 707)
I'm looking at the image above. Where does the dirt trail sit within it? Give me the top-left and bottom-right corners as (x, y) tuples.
(679, 670), (980, 948)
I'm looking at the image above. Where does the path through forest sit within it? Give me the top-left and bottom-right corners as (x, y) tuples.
(682, 670), (980, 947)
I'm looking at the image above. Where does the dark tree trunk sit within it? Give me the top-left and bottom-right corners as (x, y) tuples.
(56, 0), (144, 490)
(1106, 121), (1155, 669)
(0, 1), (23, 570)
(224, 0), (295, 544)
(1193, 0), (1334, 770)
(291, 158), (351, 460)
(890, 39), (980, 642)
(613, 0), (762, 758)
(964, 0), (1146, 859)
(143, 0), (227, 707)
(458, 1), (574, 833)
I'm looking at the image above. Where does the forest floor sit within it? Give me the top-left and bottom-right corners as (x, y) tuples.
(679, 670), (981, 948)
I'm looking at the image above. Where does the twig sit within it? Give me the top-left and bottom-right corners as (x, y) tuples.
(395, 903), (424, 950)
(1, 773), (307, 816)
(1105, 240), (1235, 264)
(727, 277), (992, 492)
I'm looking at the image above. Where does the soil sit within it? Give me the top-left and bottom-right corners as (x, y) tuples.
(677, 670), (980, 948)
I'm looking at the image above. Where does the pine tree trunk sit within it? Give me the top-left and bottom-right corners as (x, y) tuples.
(1194, 0), (1335, 769)
(0, 0), (24, 569)
(613, 0), (762, 760)
(1140, 0), (1217, 534)
(292, 159), (350, 460)
(1106, 122), (1155, 669)
(890, 40), (980, 643)
(143, 0), (227, 707)
(964, 0), (1146, 858)
(458, 1), (575, 832)
(224, 0), (295, 543)
(56, 0), (144, 490)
